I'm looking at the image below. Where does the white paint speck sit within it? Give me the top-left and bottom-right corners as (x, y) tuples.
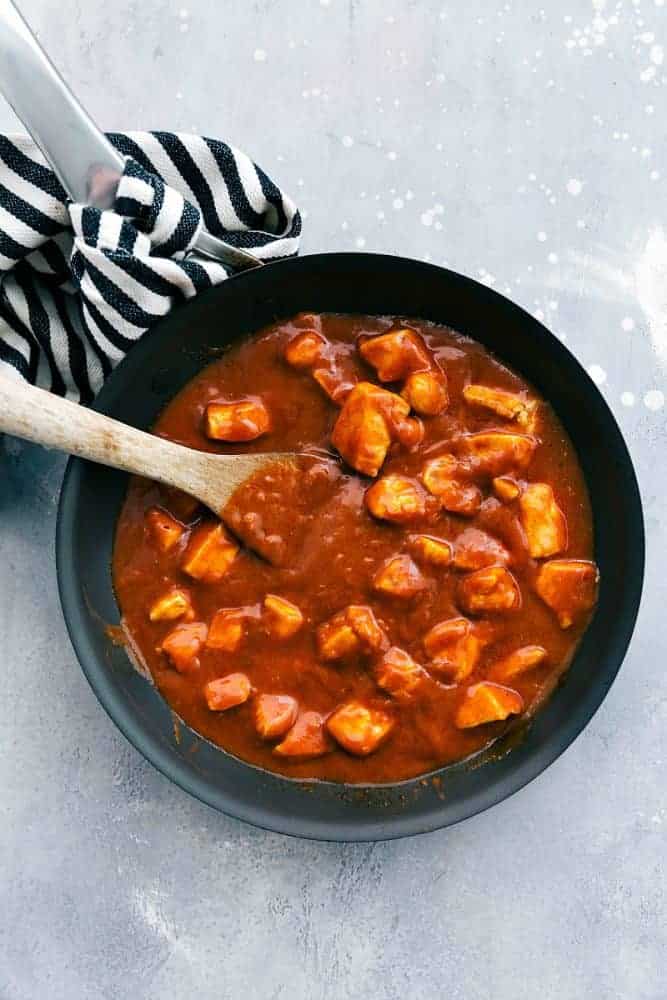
(650, 170), (661, 181)
(179, 7), (189, 18)
(341, 135), (354, 148)
(650, 44), (664, 65)
(406, 190), (414, 201)
(622, 317), (636, 332)
(566, 178), (583, 196)
(355, 236), (366, 249)
(588, 364), (607, 385)
(392, 198), (404, 210)
(254, 48), (267, 62)
(621, 391), (636, 406)
(548, 252), (559, 264)
(537, 231), (547, 242)
(421, 212), (434, 227)
(387, 151), (398, 161)
(644, 389), (665, 410)
(179, 21), (189, 32)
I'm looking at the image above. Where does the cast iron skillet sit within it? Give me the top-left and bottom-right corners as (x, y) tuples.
(56, 253), (644, 841)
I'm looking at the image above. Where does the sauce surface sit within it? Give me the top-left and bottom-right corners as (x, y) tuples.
(113, 313), (598, 783)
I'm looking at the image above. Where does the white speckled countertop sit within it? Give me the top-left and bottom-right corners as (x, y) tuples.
(0, 2), (664, 997)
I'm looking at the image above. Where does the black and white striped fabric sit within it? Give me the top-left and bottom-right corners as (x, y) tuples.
(0, 132), (301, 402)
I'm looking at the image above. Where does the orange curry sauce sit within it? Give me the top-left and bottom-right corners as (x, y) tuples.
(112, 313), (598, 783)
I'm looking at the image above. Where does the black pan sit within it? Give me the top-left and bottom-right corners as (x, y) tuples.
(56, 253), (644, 841)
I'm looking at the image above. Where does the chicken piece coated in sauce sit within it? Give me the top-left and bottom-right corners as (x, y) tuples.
(359, 327), (432, 381)
(331, 381), (420, 477)
(455, 681), (524, 729)
(181, 522), (239, 583)
(402, 370), (449, 416)
(254, 694), (299, 740)
(535, 559), (599, 628)
(408, 534), (453, 568)
(274, 711), (333, 758)
(145, 507), (186, 553)
(159, 622), (208, 674)
(263, 595), (304, 639)
(463, 384), (536, 428)
(519, 483), (568, 559)
(456, 431), (537, 477)
(452, 526), (511, 572)
(374, 647), (428, 700)
(373, 555), (427, 599)
(421, 454), (482, 516)
(284, 330), (327, 369)
(423, 616), (483, 683)
(490, 645), (547, 682)
(317, 605), (387, 660)
(204, 672), (252, 711)
(327, 701), (395, 756)
(204, 398), (270, 442)
(206, 609), (245, 652)
(458, 566), (521, 614)
(148, 588), (194, 623)
(365, 474), (429, 523)
(492, 476), (521, 503)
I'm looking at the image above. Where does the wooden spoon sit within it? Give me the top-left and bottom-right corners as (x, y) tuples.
(0, 375), (295, 516)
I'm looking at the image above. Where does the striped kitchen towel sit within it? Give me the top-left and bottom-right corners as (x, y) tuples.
(0, 131), (301, 403)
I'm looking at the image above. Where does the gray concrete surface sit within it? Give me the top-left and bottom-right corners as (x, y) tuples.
(1, 1), (665, 997)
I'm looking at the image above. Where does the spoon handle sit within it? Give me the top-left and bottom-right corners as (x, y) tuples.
(0, 0), (263, 271)
(0, 374), (204, 494)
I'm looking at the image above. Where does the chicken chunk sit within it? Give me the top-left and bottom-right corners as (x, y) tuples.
(181, 522), (239, 583)
(463, 384), (536, 428)
(146, 507), (186, 553)
(327, 701), (395, 756)
(204, 672), (252, 711)
(535, 559), (599, 628)
(374, 647), (428, 700)
(519, 483), (568, 559)
(490, 645), (547, 682)
(274, 711), (333, 758)
(402, 370), (449, 416)
(345, 605), (388, 652)
(159, 622), (207, 674)
(458, 566), (521, 614)
(263, 594), (304, 640)
(365, 474), (428, 523)
(359, 327), (431, 381)
(206, 608), (245, 652)
(423, 617), (482, 683)
(317, 615), (360, 661)
(284, 330), (326, 369)
(148, 588), (194, 623)
(373, 555), (427, 599)
(312, 367), (355, 405)
(453, 527), (510, 571)
(492, 476), (521, 503)
(455, 681), (524, 729)
(254, 694), (299, 740)
(457, 431), (537, 476)
(317, 605), (387, 659)
(421, 454), (482, 516)
(409, 534), (453, 568)
(204, 399), (270, 442)
(331, 382), (412, 476)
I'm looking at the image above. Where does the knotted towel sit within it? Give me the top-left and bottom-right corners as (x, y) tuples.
(0, 132), (301, 402)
